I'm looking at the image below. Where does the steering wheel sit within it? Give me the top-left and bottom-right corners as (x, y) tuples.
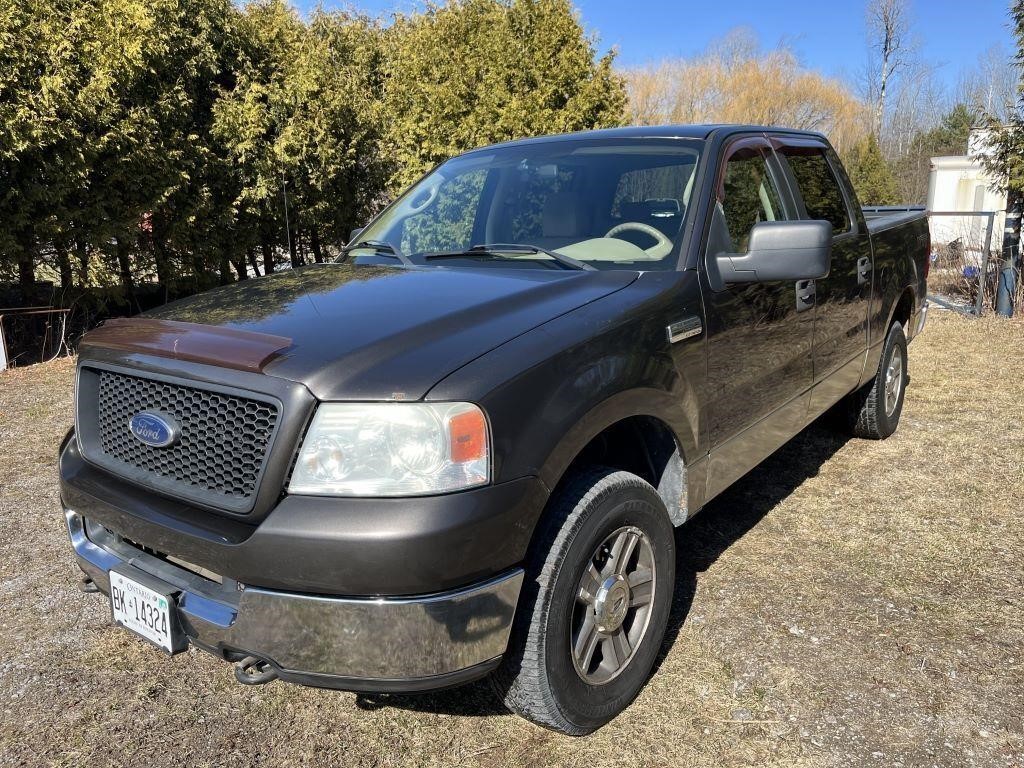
(604, 222), (673, 259)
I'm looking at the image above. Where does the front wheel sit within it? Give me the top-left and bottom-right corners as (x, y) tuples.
(844, 321), (909, 439)
(492, 467), (675, 734)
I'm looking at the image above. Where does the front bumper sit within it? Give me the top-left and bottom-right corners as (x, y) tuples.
(59, 434), (546, 596)
(66, 510), (523, 691)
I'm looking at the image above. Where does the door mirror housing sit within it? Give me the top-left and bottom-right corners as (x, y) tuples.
(712, 220), (832, 287)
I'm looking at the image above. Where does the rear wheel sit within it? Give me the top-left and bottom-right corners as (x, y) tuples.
(844, 321), (908, 439)
(492, 467), (675, 735)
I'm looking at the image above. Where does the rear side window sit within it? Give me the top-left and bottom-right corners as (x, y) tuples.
(778, 147), (851, 235)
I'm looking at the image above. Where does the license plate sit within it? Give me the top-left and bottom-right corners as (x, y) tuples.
(109, 567), (184, 653)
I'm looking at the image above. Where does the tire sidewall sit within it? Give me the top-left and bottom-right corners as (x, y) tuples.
(541, 477), (675, 731)
(877, 322), (908, 436)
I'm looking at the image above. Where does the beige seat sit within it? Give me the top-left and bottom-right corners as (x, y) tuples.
(539, 192), (593, 249)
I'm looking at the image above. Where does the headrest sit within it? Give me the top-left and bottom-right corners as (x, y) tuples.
(543, 192), (589, 238)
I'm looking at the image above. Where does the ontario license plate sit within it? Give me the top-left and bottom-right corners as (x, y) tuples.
(109, 567), (184, 653)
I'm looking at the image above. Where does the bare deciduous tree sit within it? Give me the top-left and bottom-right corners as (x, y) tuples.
(958, 44), (1017, 122)
(623, 29), (869, 155)
(865, 0), (913, 138)
(884, 59), (944, 159)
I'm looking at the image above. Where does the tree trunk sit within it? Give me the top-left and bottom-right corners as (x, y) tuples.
(55, 242), (73, 290)
(297, 228), (307, 265)
(261, 235), (275, 276)
(151, 213), (173, 290)
(247, 248), (261, 277)
(310, 226), (324, 263)
(875, 62), (889, 139)
(218, 254), (232, 285)
(17, 230), (35, 290)
(18, 257), (34, 289)
(288, 226), (301, 269)
(74, 234), (89, 287)
(114, 236), (138, 312)
(231, 255), (248, 281)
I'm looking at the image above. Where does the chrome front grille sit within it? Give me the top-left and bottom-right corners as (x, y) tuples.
(78, 366), (281, 514)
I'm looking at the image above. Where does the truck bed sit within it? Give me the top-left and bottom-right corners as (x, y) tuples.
(862, 205), (928, 235)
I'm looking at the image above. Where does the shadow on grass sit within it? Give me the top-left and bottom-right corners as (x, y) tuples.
(351, 419), (851, 719)
(655, 420), (851, 676)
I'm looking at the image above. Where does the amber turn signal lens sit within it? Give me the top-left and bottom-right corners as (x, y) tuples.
(448, 408), (487, 463)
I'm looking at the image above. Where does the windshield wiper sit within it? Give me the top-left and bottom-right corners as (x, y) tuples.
(343, 239), (416, 267)
(424, 243), (595, 271)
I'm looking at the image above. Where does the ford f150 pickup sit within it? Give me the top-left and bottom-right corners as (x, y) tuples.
(60, 125), (929, 734)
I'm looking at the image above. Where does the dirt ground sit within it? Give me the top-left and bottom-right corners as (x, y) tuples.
(0, 310), (1021, 768)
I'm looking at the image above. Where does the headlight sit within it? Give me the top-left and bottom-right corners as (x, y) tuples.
(288, 402), (490, 497)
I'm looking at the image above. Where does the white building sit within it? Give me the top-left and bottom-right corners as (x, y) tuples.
(927, 129), (1007, 253)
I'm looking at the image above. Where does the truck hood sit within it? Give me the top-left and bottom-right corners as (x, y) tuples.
(145, 263), (638, 400)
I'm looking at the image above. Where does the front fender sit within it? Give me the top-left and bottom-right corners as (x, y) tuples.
(532, 387), (695, 493)
(427, 271), (705, 494)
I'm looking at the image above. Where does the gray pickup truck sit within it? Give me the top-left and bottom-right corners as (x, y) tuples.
(60, 125), (928, 734)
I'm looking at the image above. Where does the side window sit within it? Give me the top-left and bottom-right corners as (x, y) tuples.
(401, 169), (488, 254)
(777, 147), (851, 234)
(713, 145), (785, 254)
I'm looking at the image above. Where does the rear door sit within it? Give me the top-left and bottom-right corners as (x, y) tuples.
(773, 138), (872, 409)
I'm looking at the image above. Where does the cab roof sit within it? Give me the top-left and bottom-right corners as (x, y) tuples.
(470, 124), (828, 153)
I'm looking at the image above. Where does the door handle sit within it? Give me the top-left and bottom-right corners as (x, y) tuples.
(796, 279), (815, 312)
(857, 256), (872, 286)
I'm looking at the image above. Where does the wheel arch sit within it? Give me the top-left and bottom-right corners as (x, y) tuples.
(537, 390), (694, 527)
(889, 284), (916, 332)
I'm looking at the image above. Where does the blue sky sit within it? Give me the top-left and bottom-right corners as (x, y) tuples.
(292, 0), (1014, 90)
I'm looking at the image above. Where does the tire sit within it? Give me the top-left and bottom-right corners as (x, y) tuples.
(491, 467), (675, 735)
(844, 321), (909, 439)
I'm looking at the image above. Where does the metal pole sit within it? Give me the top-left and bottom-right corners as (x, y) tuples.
(0, 316), (8, 372)
(282, 175), (292, 265)
(996, 193), (1021, 318)
(977, 213), (995, 316)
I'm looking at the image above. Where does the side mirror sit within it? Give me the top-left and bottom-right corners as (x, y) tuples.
(349, 227), (364, 245)
(712, 220), (832, 286)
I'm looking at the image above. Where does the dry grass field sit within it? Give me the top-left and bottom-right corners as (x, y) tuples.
(0, 310), (1021, 768)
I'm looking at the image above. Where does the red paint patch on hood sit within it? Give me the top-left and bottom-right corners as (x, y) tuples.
(82, 318), (292, 373)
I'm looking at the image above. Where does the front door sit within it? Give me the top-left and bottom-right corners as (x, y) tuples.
(701, 136), (815, 499)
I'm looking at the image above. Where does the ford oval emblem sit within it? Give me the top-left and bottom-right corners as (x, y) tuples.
(128, 411), (180, 448)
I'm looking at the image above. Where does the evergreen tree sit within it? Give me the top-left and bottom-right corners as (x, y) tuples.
(980, 2), (1024, 200)
(0, 0), (87, 289)
(0, 0), (654, 308)
(846, 134), (900, 205)
(381, 0), (626, 188)
(212, 0), (390, 268)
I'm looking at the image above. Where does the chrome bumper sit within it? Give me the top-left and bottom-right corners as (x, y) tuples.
(66, 510), (523, 691)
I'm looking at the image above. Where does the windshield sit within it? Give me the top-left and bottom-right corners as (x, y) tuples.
(345, 138), (703, 271)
